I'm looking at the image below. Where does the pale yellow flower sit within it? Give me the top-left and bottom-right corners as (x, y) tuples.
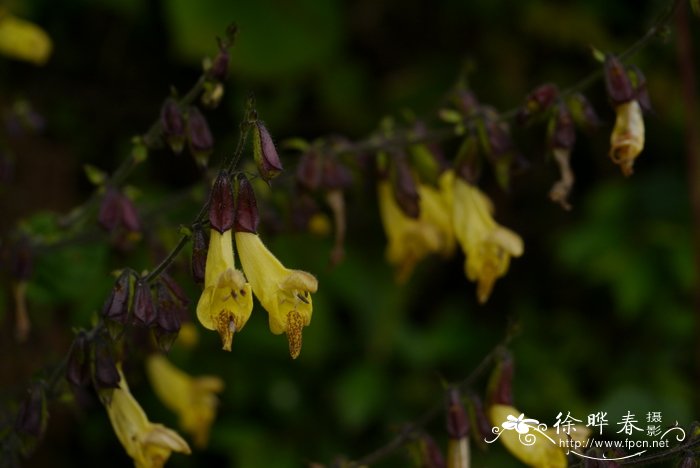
(196, 229), (253, 351)
(235, 232), (318, 359)
(609, 100), (644, 177)
(489, 404), (567, 468)
(145, 354), (224, 448)
(105, 368), (191, 468)
(0, 10), (52, 65)
(378, 172), (455, 282)
(449, 173), (523, 303)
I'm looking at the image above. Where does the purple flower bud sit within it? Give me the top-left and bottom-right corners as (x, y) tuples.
(92, 340), (120, 390)
(161, 98), (185, 154)
(66, 333), (90, 387)
(549, 103), (576, 150)
(187, 106), (213, 167)
(604, 55), (634, 105)
(132, 280), (156, 326)
(234, 177), (259, 234)
(102, 269), (132, 325)
(210, 39), (230, 81)
(208, 172), (235, 233)
(453, 89), (480, 116)
(517, 83), (559, 124)
(414, 432), (446, 468)
(321, 157), (352, 190)
(253, 122), (283, 182)
(98, 187), (140, 233)
(15, 383), (47, 438)
(484, 120), (514, 157)
(119, 195), (140, 232)
(487, 349), (514, 407)
(467, 393), (493, 449)
(446, 388), (470, 439)
(296, 150), (323, 191)
(391, 154), (420, 219)
(191, 227), (208, 284)
(160, 273), (189, 308)
(628, 65), (652, 113)
(153, 280), (184, 352)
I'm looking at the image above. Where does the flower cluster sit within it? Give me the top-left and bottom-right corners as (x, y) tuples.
(195, 172), (318, 358)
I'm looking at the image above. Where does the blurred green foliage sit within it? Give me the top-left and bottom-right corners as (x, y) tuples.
(0, 0), (697, 467)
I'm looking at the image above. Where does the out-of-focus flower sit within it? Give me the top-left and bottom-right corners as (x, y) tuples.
(378, 171), (454, 283)
(447, 172), (523, 303)
(104, 367), (191, 468)
(145, 354), (224, 448)
(609, 100), (644, 177)
(0, 11), (52, 65)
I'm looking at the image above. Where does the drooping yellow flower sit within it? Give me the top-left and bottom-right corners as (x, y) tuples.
(609, 100), (644, 177)
(105, 368), (191, 468)
(196, 229), (253, 351)
(449, 173), (523, 303)
(378, 172), (455, 282)
(145, 354), (224, 448)
(0, 10), (52, 65)
(234, 232), (318, 359)
(489, 404), (566, 468)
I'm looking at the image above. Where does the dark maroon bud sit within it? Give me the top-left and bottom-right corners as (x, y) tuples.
(191, 226), (208, 284)
(291, 194), (320, 231)
(253, 122), (283, 182)
(487, 349), (514, 407)
(415, 432), (446, 468)
(15, 383), (47, 438)
(628, 66), (652, 113)
(321, 157), (353, 190)
(98, 187), (122, 232)
(234, 177), (259, 233)
(92, 341), (120, 390)
(102, 269), (132, 324)
(296, 150), (323, 191)
(160, 273), (189, 308)
(604, 55), (634, 105)
(209, 172), (235, 233)
(161, 98), (185, 154)
(210, 38), (229, 81)
(550, 103), (576, 150)
(567, 93), (601, 133)
(446, 388), (470, 439)
(153, 281), (184, 352)
(66, 333), (91, 387)
(467, 393), (493, 449)
(484, 120), (514, 157)
(391, 154), (420, 218)
(132, 280), (156, 326)
(187, 106), (214, 167)
(119, 195), (140, 232)
(517, 83), (559, 124)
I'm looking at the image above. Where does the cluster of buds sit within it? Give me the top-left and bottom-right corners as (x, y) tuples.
(66, 331), (120, 399)
(100, 269), (189, 352)
(159, 100), (214, 168)
(98, 186), (141, 233)
(195, 171), (318, 358)
(603, 55), (649, 176)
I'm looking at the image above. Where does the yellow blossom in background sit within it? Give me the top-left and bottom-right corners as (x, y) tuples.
(0, 10), (52, 65)
(489, 404), (566, 468)
(450, 174), (523, 303)
(377, 172), (454, 283)
(609, 100), (645, 177)
(235, 231), (318, 359)
(196, 229), (253, 351)
(145, 354), (224, 448)
(104, 368), (191, 468)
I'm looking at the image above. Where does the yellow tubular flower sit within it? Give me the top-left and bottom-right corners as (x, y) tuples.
(377, 174), (454, 283)
(0, 11), (52, 65)
(145, 354), (224, 448)
(609, 100), (644, 177)
(489, 404), (566, 468)
(234, 232), (318, 359)
(105, 368), (191, 468)
(196, 229), (253, 351)
(451, 174), (523, 303)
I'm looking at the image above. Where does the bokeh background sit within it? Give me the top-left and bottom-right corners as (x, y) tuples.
(0, 0), (697, 466)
